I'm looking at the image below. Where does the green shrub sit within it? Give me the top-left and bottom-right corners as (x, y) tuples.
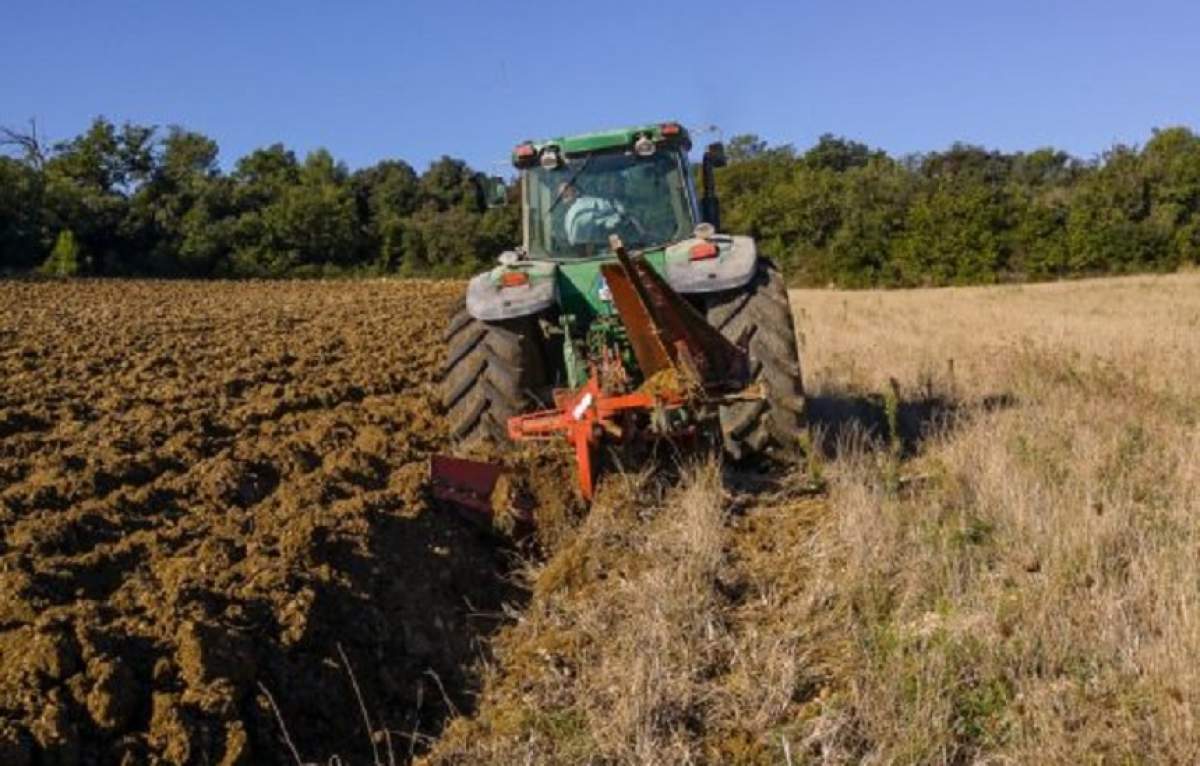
(40, 230), (82, 277)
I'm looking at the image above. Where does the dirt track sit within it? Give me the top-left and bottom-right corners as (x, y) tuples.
(0, 279), (525, 764)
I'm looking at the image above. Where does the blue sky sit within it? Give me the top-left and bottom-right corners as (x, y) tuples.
(3, 1), (1197, 174)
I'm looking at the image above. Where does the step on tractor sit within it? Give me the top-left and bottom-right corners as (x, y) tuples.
(431, 122), (806, 513)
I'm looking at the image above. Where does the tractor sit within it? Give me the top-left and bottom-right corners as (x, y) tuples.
(433, 122), (806, 508)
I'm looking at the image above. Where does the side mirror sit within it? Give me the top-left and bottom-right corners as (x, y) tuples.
(484, 177), (508, 208)
(704, 142), (727, 169)
(699, 143), (725, 230)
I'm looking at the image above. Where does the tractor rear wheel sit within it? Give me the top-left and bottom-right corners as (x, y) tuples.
(705, 259), (807, 461)
(441, 301), (547, 445)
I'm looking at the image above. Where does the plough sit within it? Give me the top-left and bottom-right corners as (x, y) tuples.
(430, 235), (759, 514)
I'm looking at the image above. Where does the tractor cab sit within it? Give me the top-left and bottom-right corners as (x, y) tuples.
(512, 122), (725, 261)
(468, 122), (743, 328)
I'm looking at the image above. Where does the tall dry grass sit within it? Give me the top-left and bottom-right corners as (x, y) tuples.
(424, 272), (1200, 765)
(797, 272), (1200, 763)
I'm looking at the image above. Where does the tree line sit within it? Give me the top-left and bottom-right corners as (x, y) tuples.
(720, 128), (1200, 286)
(2, 117), (1198, 285)
(0, 118), (517, 279)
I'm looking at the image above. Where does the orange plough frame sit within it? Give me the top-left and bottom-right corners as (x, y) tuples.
(507, 375), (690, 501)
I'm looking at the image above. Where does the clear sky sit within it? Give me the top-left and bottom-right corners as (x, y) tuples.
(3, 1), (1198, 174)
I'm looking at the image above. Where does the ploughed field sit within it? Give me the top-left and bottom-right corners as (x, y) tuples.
(0, 280), (523, 764)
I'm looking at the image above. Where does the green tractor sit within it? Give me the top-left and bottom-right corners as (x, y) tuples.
(438, 121), (805, 501)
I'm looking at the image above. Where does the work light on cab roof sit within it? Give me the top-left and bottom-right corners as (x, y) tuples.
(510, 122), (690, 168)
(433, 120), (808, 514)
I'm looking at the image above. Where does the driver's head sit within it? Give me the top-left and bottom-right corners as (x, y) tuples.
(557, 181), (578, 204)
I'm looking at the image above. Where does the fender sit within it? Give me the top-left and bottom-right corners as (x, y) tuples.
(466, 257), (557, 321)
(662, 234), (758, 294)
(465, 235), (760, 321)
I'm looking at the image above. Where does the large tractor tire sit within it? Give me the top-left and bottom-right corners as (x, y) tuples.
(441, 301), (547, 445)
(705, 259), (807, 461)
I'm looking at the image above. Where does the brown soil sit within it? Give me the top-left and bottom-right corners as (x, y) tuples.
(0, 279), (533, 765)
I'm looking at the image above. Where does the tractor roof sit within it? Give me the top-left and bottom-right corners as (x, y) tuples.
(512, 122), (691, 166)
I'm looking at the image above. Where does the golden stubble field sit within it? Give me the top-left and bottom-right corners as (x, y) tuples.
(2, 273), (1198, 765)
(791, 273), (1200, 763)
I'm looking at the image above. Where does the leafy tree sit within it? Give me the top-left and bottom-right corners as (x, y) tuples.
(419, 156), (484, 212)
(476, 203), (521, 260)
(227, 149), (358, 276)
(919, 143), (1012, 183)
(1142, 127), (1200, 264)
(0, 157), (45, 272)
(725, 134), (795, 165)
(40, 118), (135, 272)
(1010, 148), (1077, 188)
(828, 157), (913, 286)
(401, 207), (480, 276)
(892, 178), (1012, 285)
(1066, 146), (1171, 274)
(726, 134), (770, 164)
(352, 160), (421, 271)
(280, 149), (359, 267)
(1011, 192), (1071, 278)
(802, 134), (880, 172)
(123, 128), (229, 275)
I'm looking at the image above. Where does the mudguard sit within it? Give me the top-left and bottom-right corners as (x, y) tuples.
(662, 235), (758, 294)
(465, 258), (557, 321)
(465, 235), (761, 321)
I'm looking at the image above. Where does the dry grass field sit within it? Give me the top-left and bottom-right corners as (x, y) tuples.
(795, 273), (1200, 763)
(1, 273), (1197, 764)
(427, 272), (1200, 764)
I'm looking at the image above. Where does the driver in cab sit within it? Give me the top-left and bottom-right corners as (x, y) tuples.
(559, 177), (644, 246)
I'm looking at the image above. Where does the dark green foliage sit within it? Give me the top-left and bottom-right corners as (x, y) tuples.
(718, 129), (1200, 286)
(0, 157), (44, 273)
(893, 177), (1011, 285)
(2, 118), (1200, 283)
(802, 133), (882, 172)
(0, 118), (511, 279)
(232, 149), (359, 275)
(352, 159), (420, 271)
(419, 156), (484, 212)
